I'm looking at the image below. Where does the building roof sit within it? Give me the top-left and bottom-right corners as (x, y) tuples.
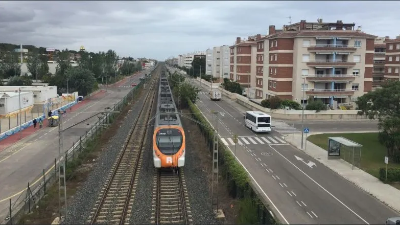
(265, 30), (376, 40)
(385, 38), (400, 43)
(328, 137), (362, 147)
(0, 91), (31, 98)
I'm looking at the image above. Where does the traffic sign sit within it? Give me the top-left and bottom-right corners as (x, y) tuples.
(304, 128), (310, 133)
(385, 156), (388, 164)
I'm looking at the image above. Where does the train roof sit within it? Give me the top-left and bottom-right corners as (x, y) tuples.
(155, 67), (182, 127)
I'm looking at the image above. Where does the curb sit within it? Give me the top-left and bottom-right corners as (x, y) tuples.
(283, 134), (400, 214)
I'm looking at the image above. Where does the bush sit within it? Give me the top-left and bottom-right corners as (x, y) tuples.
(379, 167), (400, 182)
(281, 100), (301, 110)
(306, 100), (327, 112)
(268, 96), (282, 109)
(260, 99), (270, 108)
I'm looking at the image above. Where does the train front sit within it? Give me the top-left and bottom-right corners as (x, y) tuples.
(153, 125), (185, 168)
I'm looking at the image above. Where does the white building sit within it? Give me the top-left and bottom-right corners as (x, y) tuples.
(211, 47), (220, 78)
(206, 49), (213, 76)
(0, 85), (58, 104)
(220, 45), (231, 79)
(177, 51), (206, 69)
(0, 91), (34, 116)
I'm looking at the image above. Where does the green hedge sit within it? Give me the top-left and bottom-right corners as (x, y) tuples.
(379, 167), (400, 182)
(187, 99), (276, 224)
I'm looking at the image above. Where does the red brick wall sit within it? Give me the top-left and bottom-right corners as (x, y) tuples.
(364, 67), (372, 78)
(366, 39), (374, 51)
(364, 81), (372, 92)
(269, 67), (293, 78)
(270, 53), (293, 64)
(237, 56), (251, 64)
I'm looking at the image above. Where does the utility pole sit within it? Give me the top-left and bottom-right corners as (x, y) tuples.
(18, 88), (22, 140)
(200, 65), (202, 87)
(300, 78), (306, 150)
(20, 44), (23, 76)
(233, 134), (238, 155)
(211, 111), (219, 214)
(58, 111), (67, 222)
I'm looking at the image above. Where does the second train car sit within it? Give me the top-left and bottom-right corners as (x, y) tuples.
(153, 67), (186, 169)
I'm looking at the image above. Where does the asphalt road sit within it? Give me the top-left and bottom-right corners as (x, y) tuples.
(284, 120), (379, 133)
(0, 72), (147, 220)
(191, 79), (397, 224)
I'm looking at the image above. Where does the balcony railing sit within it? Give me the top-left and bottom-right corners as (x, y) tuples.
(374, 52), (386, 55)
(312, 59), (349, 62)
(306, 74), (356, 82)
(307, 44), (357, 51)
(305, 89), (355, 95)
(373, 61), (385, 64)
(308, 74), (354, 77)
(306, 59), (356, 67)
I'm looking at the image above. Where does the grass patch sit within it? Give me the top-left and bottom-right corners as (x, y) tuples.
(307, 133), (400, 179)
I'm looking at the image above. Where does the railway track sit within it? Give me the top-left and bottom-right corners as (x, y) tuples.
(151, 169), (193, 225)
(86, 73), (158, 224)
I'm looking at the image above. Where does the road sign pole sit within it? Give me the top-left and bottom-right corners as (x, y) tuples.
(385, 156), (388, 181)
(305, 133), (308, 151)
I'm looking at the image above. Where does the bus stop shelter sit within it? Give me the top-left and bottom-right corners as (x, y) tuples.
(328, 137), (363, 170)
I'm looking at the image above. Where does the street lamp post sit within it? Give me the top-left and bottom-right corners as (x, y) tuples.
(300, 78), (306, 150)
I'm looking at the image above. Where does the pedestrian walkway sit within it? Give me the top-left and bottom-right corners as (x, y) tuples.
(220, 135), (288, 146)
(272, 120), (301, 134)
(284, 132), (400, 213)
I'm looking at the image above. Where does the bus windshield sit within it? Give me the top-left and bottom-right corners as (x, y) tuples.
(258, 117), (270, 123)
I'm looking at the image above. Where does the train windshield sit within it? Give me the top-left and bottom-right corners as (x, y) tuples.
(156, 129), (183, 155)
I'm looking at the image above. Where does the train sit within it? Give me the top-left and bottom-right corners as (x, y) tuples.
(153, 65), (186, 169)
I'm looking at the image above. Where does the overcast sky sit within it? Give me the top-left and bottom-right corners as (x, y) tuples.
(1, 1), (399, 60)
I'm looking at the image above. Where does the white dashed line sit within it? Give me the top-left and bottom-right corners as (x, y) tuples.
(275, 175), (280, 180)
(307, 212), (313, 218)
(287, 191), (292, 197)
(279, 183), (284, 187)
(301, 201), (307, 207)
(283, 183), (287, 187)
(311, 211), (318, 218)
(272, 175), (277, 180)
(291, 191), (297, 196)
(266, 169), (270, 173)
(296, 201), (302, 207)
(269, 169), (273, 173)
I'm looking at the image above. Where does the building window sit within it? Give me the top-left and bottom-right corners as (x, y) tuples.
(302, 69), (309, 76)
(352, 69), (360, 76)
(303, 40), (310, 47)
(269, 81), (272, 87)
(396, 56), (400, 61)
(353, 55), (361, 63)
(396, 44), (400, 49)
(389, 56), (393, 61)
(274, 40), (278, 47)
(274, 54), (277, 61)
(354, 40), (361, 47)
(389, 45), (393, 50)
(352, 83), (359, 91)
(301, 83), (308, 91)
(388, 68), (392, 73)
(396, 68), (399, 74)
(270, 68), (273, 74)
(302, 54), (310, 62)
(273, 82), (276, 88)
(270, 55), (273, 61)
(274, 68), (277, 74)
(270, 42), (273, 48)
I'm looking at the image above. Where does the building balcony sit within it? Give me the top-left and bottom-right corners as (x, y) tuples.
(373, 70), (385, 75)
(374, 52), (386, 55)
(256, 60), (264, 64)
(306, 59), (356, 67)
(372, 80), (386, 87)
(306, 74), (355, 82)
(307, 44), (357, 52)
(305, 89), (355, 95)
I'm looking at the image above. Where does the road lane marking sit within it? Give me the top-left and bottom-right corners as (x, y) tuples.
(279, 183), (284, 187)
(194, 103), (290, 224)
(240, 137), (250, 145)
(269, 169), (273, 173)
(266, 168), (270, 173)
(301, 201), (307, 207)
(221, 139), (229, 146)
(261, 137), (271, 144)
(274, 136), (286, 143)
(269, 145), (369, 224)
(272, 175), (277, 180)
(307, 212), (313, 218)
(296, 201), (302, 207)
(283, 183), (288, 187)
(311, 211), (318, 218)
(254, 137), (265, 144)
(267, 136), (278, 144)
(287, 191), (292, 197)
(257, 157), (261, 161)
(227, 138), (235, 145)
(275, 175), (280, 180)
(247, 137), (258, 144)
(291, 191), (297, 196)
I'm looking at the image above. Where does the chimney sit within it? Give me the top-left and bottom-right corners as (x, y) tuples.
(269, 25), (276, 35)
(336, 20), (343, 30)
(300, 20), (306, 30)
(236, 37), (241, 44)
(256, 34), (261, 40)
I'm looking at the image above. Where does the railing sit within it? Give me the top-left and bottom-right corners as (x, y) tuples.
(307, 74), (354, 78)
(308, 59), (356, 63)
(373, 70), (385, 73)
(373, 61), (385, 64)
(309, 44), (356, 48)
(1, 79), (147, 225)
(374, 52), (386, 55)
(305, 88), (355, 92)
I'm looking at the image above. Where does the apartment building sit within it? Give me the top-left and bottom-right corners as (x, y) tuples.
(220, 45), (231, 79)
(384, 36), (400, 80)
(255, 19), (376, 108)
(178, 51), (206, 69)
(230, 35), (260, 88)
(211, 46), (220, 78)
(206, 49), (213, 76)
(372, 37), (387, 89)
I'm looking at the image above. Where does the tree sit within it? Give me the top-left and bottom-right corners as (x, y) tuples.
(26, 53), (41, 80)
(168, 72), (199, 108)
(356, 81), (400, 162)
(65, 67), (97, 96)
(269, 96), (282, 109)
(191, 56), (206, 77)
(1, 52), (21, 78)
(222, 78), (242, 94)
(305, 97), (327, 112)
(7, 76), (32, 86)
(56, 49), (71, 76)
(281, 100), (301, 110)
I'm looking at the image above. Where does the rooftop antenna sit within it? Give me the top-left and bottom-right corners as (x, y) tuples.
(287, 16), (292, 25)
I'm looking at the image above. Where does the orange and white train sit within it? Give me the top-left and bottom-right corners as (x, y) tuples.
(153, 67), (185, 169)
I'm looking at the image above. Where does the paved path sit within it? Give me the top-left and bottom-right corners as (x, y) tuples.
(283, 132), (400, 214)
(0, 72), (145, 221)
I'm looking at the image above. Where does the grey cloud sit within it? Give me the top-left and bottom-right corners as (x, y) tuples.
(0, 1), (400, 60)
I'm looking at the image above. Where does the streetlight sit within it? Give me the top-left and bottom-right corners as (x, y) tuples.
(300, 77), (306, 150)
(16, 87), (27, 140)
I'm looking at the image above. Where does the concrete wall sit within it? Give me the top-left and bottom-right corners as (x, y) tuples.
(197, 78), (368, 121)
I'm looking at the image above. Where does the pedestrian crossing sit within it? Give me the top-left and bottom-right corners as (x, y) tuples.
(220, 135), (287, 146)
(199, 91), (208, 95)
(118, 86), (133, 88)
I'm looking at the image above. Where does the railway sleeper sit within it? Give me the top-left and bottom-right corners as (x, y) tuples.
(160, 211), (182, 216)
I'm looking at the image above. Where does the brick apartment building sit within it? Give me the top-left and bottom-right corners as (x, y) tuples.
(230, 19), (377, 108)
(384, 37), (400, 81)
(372, 37), (387, 89)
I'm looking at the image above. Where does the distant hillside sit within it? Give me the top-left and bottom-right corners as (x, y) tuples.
(0, 43), (58, 54)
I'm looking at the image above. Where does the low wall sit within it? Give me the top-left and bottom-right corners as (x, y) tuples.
(196, 78), (368, 121)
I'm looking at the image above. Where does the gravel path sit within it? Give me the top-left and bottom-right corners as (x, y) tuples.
(64, 93), (146, 224)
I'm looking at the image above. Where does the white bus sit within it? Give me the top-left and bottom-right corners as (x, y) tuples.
(244, 111), (272, 133)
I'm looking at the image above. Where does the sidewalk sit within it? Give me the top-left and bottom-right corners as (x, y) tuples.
(283, 132), (400, 213)
(0, 90), (105, 152)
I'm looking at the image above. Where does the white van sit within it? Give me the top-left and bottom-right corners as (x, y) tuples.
(209, 89), (221, 101)
(386, 217), (400, 225)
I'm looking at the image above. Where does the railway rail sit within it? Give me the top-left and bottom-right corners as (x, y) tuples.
(86, 69), (159, 224)
(150, 168), (193, 225)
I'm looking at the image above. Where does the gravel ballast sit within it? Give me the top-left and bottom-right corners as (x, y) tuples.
(64, 92), (147, 224)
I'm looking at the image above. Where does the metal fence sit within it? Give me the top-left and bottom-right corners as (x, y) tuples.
(1, 80), (146, 224)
